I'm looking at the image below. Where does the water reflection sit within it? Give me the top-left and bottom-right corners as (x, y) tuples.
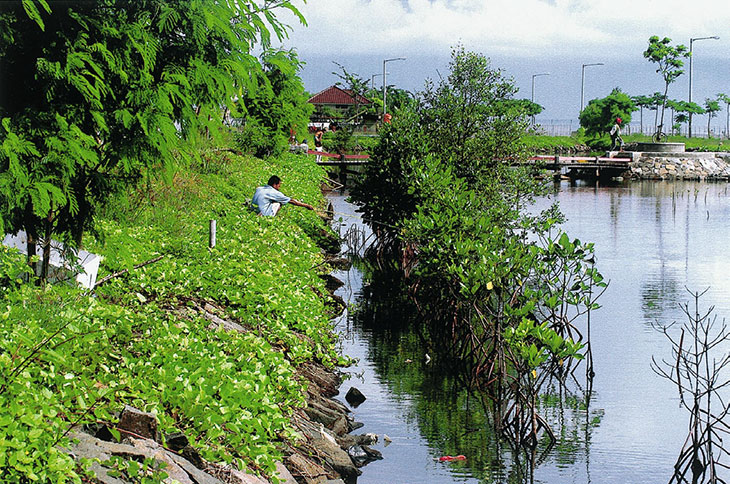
(349, 252), (606, 483)
(330, 180), (730, 483)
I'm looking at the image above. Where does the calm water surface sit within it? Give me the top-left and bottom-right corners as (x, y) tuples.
(328, 180), (730, 484)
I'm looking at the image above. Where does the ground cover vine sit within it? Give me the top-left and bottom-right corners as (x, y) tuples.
(0, 149), (341, 482)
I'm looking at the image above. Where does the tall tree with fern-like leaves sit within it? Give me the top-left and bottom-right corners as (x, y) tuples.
(0, 0), (305, 278)
(643, 36), (689, 137)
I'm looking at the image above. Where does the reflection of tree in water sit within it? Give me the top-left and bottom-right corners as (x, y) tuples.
(641, 269), (682, 322)
(639, 184), (683, 323)
(350, 254), (603, 483)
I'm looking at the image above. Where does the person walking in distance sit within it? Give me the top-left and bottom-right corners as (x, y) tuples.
(610, 117), (625, 151)
(314, 127), (324, 162)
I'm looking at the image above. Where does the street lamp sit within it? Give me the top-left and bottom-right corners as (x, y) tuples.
(581, 63), (604, 114)
(383, 57), (406, 116)
(370, 73), (385, 90)
(531, 73), (549, 124)
(689, 35), (719, 137)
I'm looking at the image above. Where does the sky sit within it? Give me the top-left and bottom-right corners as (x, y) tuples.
(277, 0), (730, 130)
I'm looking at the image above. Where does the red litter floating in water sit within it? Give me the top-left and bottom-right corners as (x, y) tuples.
(438, 455), (466, 462)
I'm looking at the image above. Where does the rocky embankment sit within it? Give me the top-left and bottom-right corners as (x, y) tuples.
(65, 256), (376, 484)
(628, 151), (730, 180)
(66, 362), (377, 484)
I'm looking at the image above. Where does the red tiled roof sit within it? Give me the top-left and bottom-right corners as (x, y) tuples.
(308, 85), (371, 105)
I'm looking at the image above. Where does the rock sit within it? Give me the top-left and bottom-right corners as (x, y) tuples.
(205, 463), (274, 484)
(66, 431), (224, 484)
(299, 362), (341, 397)
(326, 256), (352, 270)
(165, 432), (189, 451)
(345, 387), (366, 407)
(83, 422), (117, 442)
(347, 445), (368, 467)
(319, 274), (345, 292)
(296, 419), (360, 479)
(361, 445), (383, 461)
(181, 445), (205, 469)
(118, 405), (160, 442)
(228, 469), (270, 484)
(336, 433), (377, 449)
(286, 453), (330, 484)
(305, 400), (343, 429)
(275, 461), (299, 484)
(329, 414), (350, 436)
(164, 432), (205, 469)
(347, 444), (383, 467)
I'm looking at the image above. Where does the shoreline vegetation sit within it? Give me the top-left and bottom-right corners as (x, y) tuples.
(339, 132), (730, 158)
(0, 148), (365, 483)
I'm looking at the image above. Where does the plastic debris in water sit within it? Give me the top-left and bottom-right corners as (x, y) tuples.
(438, 455), (466, 462)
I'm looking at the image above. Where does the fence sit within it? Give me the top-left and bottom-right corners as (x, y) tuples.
(533, 119), (730, 139)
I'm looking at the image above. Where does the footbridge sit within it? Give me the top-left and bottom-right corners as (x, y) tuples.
(526, 154), (632, 178)
(312, 151), (633, 180)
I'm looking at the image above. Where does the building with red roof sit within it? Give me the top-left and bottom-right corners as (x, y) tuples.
(308, 85), (371, 111)
(307, 85), (377, 133)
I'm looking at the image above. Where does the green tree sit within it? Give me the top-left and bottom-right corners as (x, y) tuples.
(419, 45), (530, 182)
(643, 36), (690, 136)
(717, 93), (730, 138)
(331, 62), (371, 126)
(649, 92), (666, 133)
(363, 86), (415, 117)
(0, 0), (302, 278)
(704, 98), (722, 138)
(236, 50), (313, 158)
(672, 100), (704, 136)
(579, 88), (636, 139)
(666, 99), (681, 135)
(632, 94), (654, 134)
(497, 99), (544, 117)
(675, 112), (689, 134)
(350, 45), (532, 234)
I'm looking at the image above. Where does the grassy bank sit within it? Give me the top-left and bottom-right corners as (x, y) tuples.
(623, 133), (729, 151)
(525, 132), (730, 153)
(0, 149), (341, 482)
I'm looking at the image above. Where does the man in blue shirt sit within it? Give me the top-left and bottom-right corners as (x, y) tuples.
(251, 175), (315, 216)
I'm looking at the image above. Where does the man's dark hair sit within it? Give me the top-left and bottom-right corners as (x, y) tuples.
(268, 175), (281, 186)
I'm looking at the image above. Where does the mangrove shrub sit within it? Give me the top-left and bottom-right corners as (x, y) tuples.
(352, 45), (605, 447)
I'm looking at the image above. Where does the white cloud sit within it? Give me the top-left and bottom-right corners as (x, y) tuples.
(282, 0), (730, 59)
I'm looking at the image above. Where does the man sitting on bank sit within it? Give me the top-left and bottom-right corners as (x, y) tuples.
(251, 175), (315, 216)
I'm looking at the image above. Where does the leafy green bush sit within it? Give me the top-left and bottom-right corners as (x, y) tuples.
(579, 88), (636, 138)
(234, 119), (288, 158)
(353, 135), (379, 154)
(322, 128), (356, 154)
(0, 245), (33, 291)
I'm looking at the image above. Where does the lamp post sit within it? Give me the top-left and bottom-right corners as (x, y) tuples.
(383, 57), (406, 116)
(689, 36), (719, 137)
(531, 73), (549, 124)
(581, 63), (604, 115)
(371, 73), (384, 90)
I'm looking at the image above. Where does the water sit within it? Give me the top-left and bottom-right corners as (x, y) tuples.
(327, 180), (730, 484)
